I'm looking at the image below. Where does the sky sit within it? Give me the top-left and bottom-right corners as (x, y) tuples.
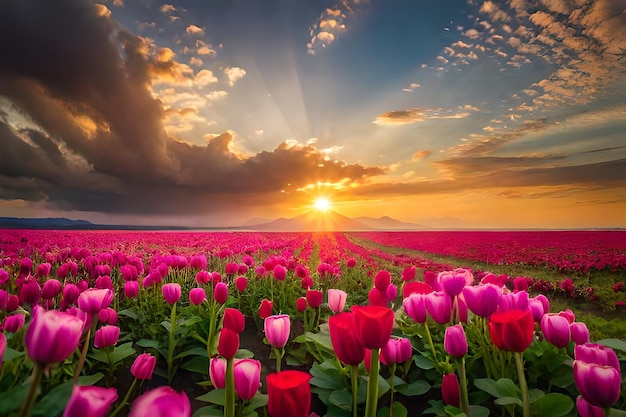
(0, 0), (625, 229)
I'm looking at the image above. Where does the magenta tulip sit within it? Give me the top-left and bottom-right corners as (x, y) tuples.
(98, 308), (118, 325)
(327, 289), (347, 313)
(41, 279), (62, 300)
(576, 395), (605, 417)
(273, 264), (287, 281)
(264, 314), (290, 349)
(131, 353), (157, 380)
(124, 281), (139, 298)
(306, 289), (323, 309)
(214, 282), (228, 305)
(24, 305), (83, 364)
(540, 314), (571, 348)
(438, 269), (473, 297)
(575, 343), (620, 370)
(328, 312), (365, 366)
(162, 283), (181, 305)
(570, 322), (590, 345)
(3, 313), (26, 333)
(574, 360), (621, 407)
(235, 276), (248, 293)
(209, 357), (226, 389)
(234, 358), (262, 400)
(63, 385), (118, 417)
(442, 373), (460, 407)
(20, 280), (41, 306)
(62, 283), (81, 305)
(462, 284), (500, 318)
(78, 288), (114, 315)
(129, 386), (191, 417)
(374, 270), (391, 292)
(94, 325), (120, 349)
(381, 336), (412, 365)
(444, 324), (468, 357)
(497, 291), (529, 312)
(403, 293), (428, 323)
(189, 288), (206, 306)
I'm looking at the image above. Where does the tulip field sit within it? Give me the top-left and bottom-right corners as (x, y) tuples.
(0, 229), (625, 417)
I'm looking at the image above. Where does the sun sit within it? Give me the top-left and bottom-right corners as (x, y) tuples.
(313, 197), (332, 212)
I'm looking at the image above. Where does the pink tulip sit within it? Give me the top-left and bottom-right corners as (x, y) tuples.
(98, 308), (118, 325)
(540, 314), (571, 348)
(558, 309), (576, 324)
(62, 283), (81, 305)
(189, 288), (206, 306)
(264, 314), (290, 349)
(195, 271), (211, 285)
(0, 332), (6, 365)
(438, 269), (473, 297)
(234, 358), (262, 401)
(129, 386), (191, 417)
(24, 305), (83, 364)
(426, 291), (452, 324)
(209, 357), (227, 389)
(235, 276), (248, 293)
(162, 283), (182, 305)
(529, 297), (546, 322)
(94, 325), (120, 349)
(403, 293), (428, 323)
(497, 291), (529, 312)
(573, 360), (621, 407)
(327, 289), (347, 313)
(214, 282), (228, 304)
(576, 395), (604, 417)
(575, 344), (620, 372)
(386, 284), (398, 303)
(20, 280), (41, 306)
(273, 265), (287, 281)
(78, 288), (114, 315)
(63, 385), (118, 417)
(444, 324), (468, 357)
(131, 353), (157, 380)
(0, 289), (8, 310)
(41, 279), (62, 300)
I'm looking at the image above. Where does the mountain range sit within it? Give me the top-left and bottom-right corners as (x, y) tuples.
(0, 213), (427, 231)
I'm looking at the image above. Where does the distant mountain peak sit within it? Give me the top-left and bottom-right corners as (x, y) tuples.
(246, 212), (426, 231)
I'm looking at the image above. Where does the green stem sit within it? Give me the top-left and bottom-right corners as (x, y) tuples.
(423, 322), (438, 365)
(350, 364), (359, 417)
(207, 302), (217, 358)
(273, 347), (283, 373)
(389, 363), (396, 417)
(225, 357), (235, 417)
(109, 377), (138, 417)
(514, 352), (529, 417)
(19, 363), (43, 417)
(73, 315), (97, 383)
(365, 348), (380, 417)
(457, 357), (470, 416)
(167, 302), (177, 384)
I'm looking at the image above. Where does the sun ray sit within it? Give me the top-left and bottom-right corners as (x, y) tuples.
(313, 197), (331, 212)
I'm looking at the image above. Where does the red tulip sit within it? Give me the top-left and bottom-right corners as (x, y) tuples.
(328, 312), (365, 366)
(63, 385), (118, 417)
(24, 305), (83, 364)
(222, 308), (245, 334)
(489, 309), (535, 352)
(402, 281), (433, 298)
(235, 276), (248, 293)
(368, 287), (388, 307)
(442, 373), (460, 407)
(218, 328), (240, 359)
(128, 386), (191, 417)
(296, 297), (307, 313)
(351, 305), (394, 350)
(374, 270), (391, 292)
(258, 299), (273, 319)
(267, 370), (312, 417)
(306, 289), (323, 309)
(131, 353), (157, 380)
(401, 265), (416, 282)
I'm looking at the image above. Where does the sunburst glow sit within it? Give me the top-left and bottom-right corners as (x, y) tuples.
(313, 197), (331, 212)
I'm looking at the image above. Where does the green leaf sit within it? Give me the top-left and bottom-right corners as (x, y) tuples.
(0, 385), (28, 415)
(443, 405), (467, 417)
(196, 388), (225, 405)
(310, 363), (345, 390)
(2, 347), (25, 363)
(32, 373), (104, 417)
(413, 354), (435, 370)
(117, 308), (138, 320)
(530, 393), (573, 417)
(377, 401), (408, 417)
(495, 378), (521, 399)
(422, 399), (445, 415)
(179, 356), (209, 375)
(328, 389), (353, 411)
(495, 396), (523, 407)
(597, 338), (626, 353)
(396, 379), (431, 396)
(474, 378), (499, 398)
(161, 320), (171, 332)
(88, 349), (110, 364)
(192, 405), (224, 417)
(468, 405), (491, 417)
(326, 405), (351, 417)
(243, 392), (268, 411)
(174, 347), (208, 360)
(528, 388), (545, 403)
(111, 342), (136, 364)
(606, 409), (626, 417)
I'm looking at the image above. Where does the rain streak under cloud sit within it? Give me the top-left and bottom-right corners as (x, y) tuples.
(0, 0), (624, 228)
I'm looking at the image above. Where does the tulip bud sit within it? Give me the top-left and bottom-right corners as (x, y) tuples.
(25, 305), (83, 364)
(374, 270), (391, 292)
(235, 276), (248, 293)
(98, 307), (118, 325)
(131, 353), (157, 380)
(162, 283), (181, 305)
(3, 313), (26, 333)
(426, 291), (452, 324)
(306, 289), (323, 309)
(442, 373), (460, 407)
(94, 325), (120, 349)
(78, 288), (114, 314)
(234, 358), (262, 401)
(189, 288), (206, 306)
(258, 298), (273, 319)
(264, 314), (290, 349)
(41, 279), (62, 300)
(63, 385), (118, 417)
(296, 297), (307, 313)
(214, 282), (228, 305)
(381, 336), (412, 365)
(540, 314), (571, 348)
(124, 281), (139, 298)
(222, 308), (245, 334)
(444, 324), (468, 357)
(218, 328), (240, 359)
(128, 386), (191, 417)
(209, 357), (226, 389)
(570, 322), (590, 345)
(327, 289), (347, 314)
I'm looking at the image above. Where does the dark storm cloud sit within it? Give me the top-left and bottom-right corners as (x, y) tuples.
(0, 0), (382, 216)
